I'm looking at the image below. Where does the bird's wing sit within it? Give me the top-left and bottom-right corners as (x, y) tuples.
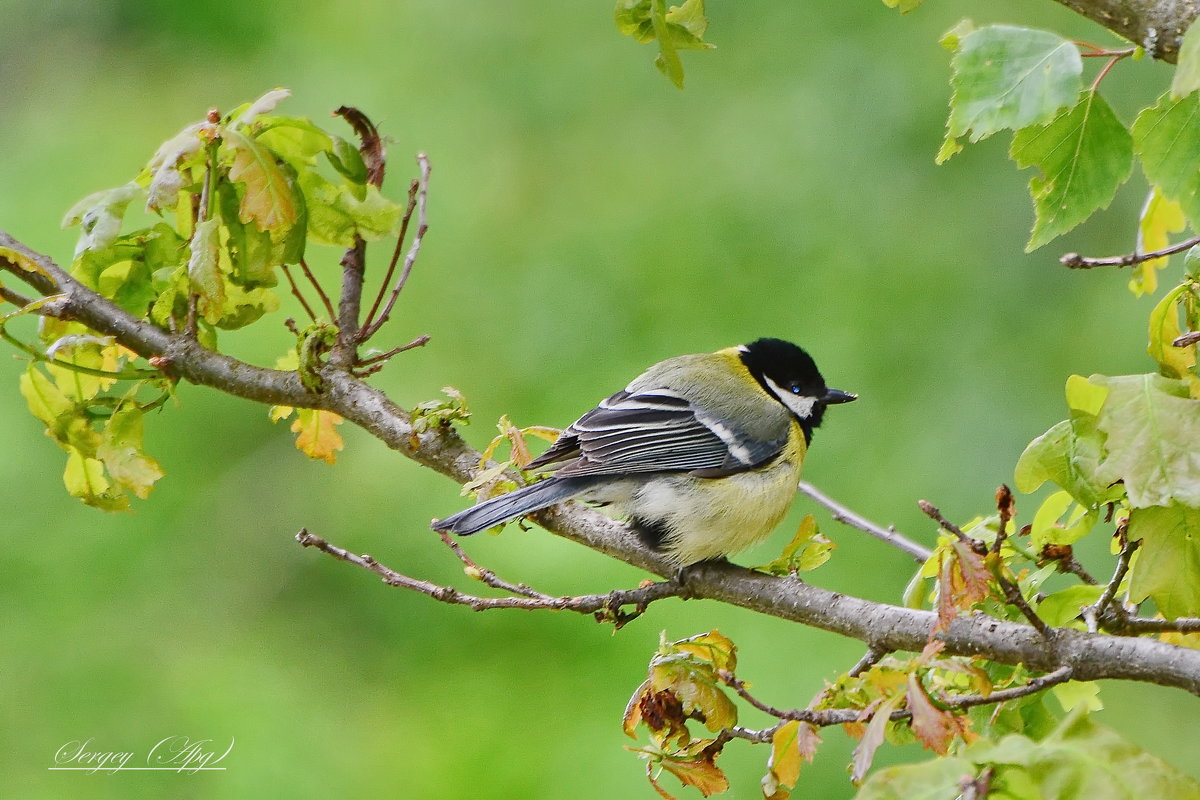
(527, 389), (787, 477)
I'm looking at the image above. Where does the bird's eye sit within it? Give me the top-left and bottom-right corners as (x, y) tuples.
(789, 383), (802, 394)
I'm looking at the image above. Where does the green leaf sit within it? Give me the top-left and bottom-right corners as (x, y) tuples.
(64, 446), (129, 511)
(1092, 373), (1200, 507)
(187, 218), (226, 324)
(19, 364), (74, 429)
(1051, 680), (1103, 712)
(615, 0), (714, 89)
(1014, 375), (1118, 507)
(255, 116), (336, 168)
(1132, 92), (1200, 229)
(940, 26), (1082, 162)
(1148, 284), (1199, 388)
(880, 0), (921, 13)
(967, 710), (1200, 800)
(855, 756), (976, 800)
(1028, 490), (1096, 549)
(1010, 90), (1133, 251)
(756, 514), (835, 575)
(327, 136), (368, 186)
(299, 172), (404, 246)
(1172, 20), (1200, 99)
(1128, 503), (1200, 619)
(1131, 188), (1187, 297)
(62, 182), (144, 255)
(1036, 584), (1104, 626)
(222, 128), (301, 237)
(97, 406), (164, 499)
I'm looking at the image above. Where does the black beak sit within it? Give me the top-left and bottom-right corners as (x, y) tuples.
(823, 388), (857, 405)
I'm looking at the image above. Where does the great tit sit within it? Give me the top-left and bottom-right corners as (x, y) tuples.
(433, 338), (855, 566)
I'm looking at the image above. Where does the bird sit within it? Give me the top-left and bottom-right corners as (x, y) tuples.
(432, 338), (855, 566)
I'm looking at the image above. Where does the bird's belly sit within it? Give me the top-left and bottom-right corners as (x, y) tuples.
(585, 456), (804, 565)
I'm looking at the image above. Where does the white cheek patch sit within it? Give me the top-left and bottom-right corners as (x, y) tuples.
(765, 376), (819, 419)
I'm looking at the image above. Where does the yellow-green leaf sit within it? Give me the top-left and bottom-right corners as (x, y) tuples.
(97, 406), (164, 500)
(1131, 188), (1186, 296)
(187, 218), (225, 324)
(291, 408), (345, 464)
(224, 128), (299, 235)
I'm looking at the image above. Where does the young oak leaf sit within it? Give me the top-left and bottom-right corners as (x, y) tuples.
(906, 673), (972, 755)
(1148, 285), (1200, 395)
(96, 406), (164, 500)
(1010, 89), (1133, 251)
(672, 629), (737, 673)
(934, 540), (992, 633)
(1127, 503), (1200, 619)
(656, 743), (729, 799)
(850, 693), (906, 785)
(1092, 373), (1200, 508)
(650, 660), (738, 734)
(187, 218), (226, 324)
(290, 408), (345, 465)
(756, 514), (836, 575)
(1131, 188), (1186, 297)
(762, 720), (820, 800)
(223, 128), (300, 237)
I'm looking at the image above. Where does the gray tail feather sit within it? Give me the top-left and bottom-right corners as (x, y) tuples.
(432, 476), (596, 535)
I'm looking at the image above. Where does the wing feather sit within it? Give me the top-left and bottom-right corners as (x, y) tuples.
(528, 388), (787, 477)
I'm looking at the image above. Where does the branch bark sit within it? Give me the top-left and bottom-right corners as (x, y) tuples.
(3, 230), (1200, 698)
(1054, 0), (1200, 63)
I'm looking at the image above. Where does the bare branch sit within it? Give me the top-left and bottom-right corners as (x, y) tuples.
(279, 264), (318, 323)
(918, 499), (986, 552)
(358, 153), (431, 343)
(361, 178), (420, 335)
(797, 481), (931, 562)
(296, 528), (681, 627)
(719, 665), (1075, 728)
(1060, 234), (1200, 270)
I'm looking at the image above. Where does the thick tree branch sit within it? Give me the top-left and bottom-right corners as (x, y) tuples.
(3, 230), (1200, 697)
(1053, 0), (1199, 63)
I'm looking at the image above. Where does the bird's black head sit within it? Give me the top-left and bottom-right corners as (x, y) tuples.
(737, 338), (856, 438)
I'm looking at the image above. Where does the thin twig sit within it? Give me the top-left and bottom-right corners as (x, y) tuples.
(1061, 234), (1200, 270)
(352, 334), (431, 377)
(0, 285), (36, 308)
(996, 571), (1054, 637)
(295, 528), (681, 626)
(279, 264), (318, 323)
(357, 153), (430, 342)
(848, 646), (889, 678)
(299, 258), (336, 320)
(361, 178), (420, 335)
(1090, 52), (1125, 89)
(1047, 548), (1099, 585)
(918, 500), (986, 553)
(935, 666), (1073, 709)
(719, 665), (1073, 730)
(797, 481), (931, 562)
(1085, 535), (1140, 633)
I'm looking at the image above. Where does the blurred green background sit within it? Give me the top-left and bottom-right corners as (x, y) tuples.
(3, 1), (1198, 797)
